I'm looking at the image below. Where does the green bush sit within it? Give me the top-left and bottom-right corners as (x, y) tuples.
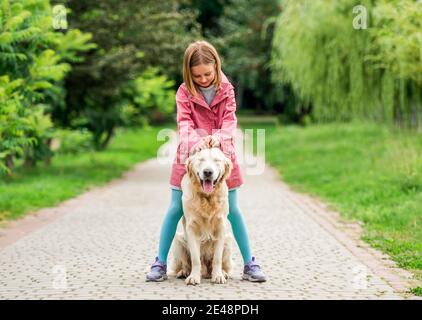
(0, 76), (35, 174)
(0, 0), (95, 174)
(22, 106), (55, 167)
(121, 67), (175, 127)
(53, 128), (93, 154)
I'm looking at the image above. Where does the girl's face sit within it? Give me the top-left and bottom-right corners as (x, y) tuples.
(191, 63), (215, 88)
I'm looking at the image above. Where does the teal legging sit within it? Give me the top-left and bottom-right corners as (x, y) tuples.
(157, 189), (253, 265)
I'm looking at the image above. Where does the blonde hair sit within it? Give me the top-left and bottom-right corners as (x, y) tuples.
(182, 40), (222, 97)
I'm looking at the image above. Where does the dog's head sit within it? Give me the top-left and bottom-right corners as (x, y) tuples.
(186, 147), (233, 194)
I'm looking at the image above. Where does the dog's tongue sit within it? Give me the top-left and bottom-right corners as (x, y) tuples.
(203, 180), (214, 193)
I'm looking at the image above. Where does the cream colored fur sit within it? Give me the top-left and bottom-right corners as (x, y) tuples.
(171, 147), (234, 285)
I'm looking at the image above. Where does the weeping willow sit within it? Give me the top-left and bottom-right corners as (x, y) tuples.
(271, 0), (422, 129)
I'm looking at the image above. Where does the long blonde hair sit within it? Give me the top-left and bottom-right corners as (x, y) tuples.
(182, 40), (223, 97)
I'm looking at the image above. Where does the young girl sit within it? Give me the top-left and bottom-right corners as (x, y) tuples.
(146, 40), (266, 282)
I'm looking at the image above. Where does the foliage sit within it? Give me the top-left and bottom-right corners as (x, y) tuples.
(0, 0), (94, 174)
(0, 76), (35, 174)
(22, 105), (55, 167)
(58, 0), (201, 149)
(182, 0), (228, 37)
(121, 67), (176, 127)
(52, 128), (92, 154)
(271, 0), (422, 128)
(410, 286), (422, 296)
(212, 0), (288, 114)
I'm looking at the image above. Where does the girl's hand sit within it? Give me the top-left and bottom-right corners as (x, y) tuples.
(204, 135), (220, 148)
(190, 139), (209, 155)
(190, 136), (220, 155)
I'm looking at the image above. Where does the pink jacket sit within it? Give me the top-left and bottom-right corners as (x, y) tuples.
(169, 72), (244, 190)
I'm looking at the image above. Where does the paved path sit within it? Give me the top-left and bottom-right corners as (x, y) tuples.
(0, 131), (417, 299)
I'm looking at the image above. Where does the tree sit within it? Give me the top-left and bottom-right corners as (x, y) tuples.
(58, 0), (201, 149)
(271, 0), (422, 128)
(0, 0), (94, 174)
(211, 0), (289, 115)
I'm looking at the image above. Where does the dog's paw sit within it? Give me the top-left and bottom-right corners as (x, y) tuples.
(222, 270), (229, 280)
(186, 273), (201, 285)
(211, 271), (227, 284)
(176, 269), (189, 279)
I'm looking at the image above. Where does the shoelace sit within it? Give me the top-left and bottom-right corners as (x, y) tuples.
(151, 261), (165, 271)
(247, 263), (261, 273)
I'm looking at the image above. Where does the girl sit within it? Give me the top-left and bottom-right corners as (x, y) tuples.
(146, 40), (266, 282)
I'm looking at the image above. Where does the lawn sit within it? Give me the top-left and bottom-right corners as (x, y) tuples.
(0, 125), (170, 221)
(239, 119), (422, 292)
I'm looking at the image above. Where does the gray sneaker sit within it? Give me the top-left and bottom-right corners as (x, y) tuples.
(242, 257), (267, 282)
(146, 257), (168, 282)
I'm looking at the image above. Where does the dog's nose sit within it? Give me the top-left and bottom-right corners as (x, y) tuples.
(203, 168), (213, 178)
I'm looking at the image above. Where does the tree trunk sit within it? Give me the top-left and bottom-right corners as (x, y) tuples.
(102, 127), (115, 149)
(94, 127), (114, 151)
(23, 147), (36, 168)
(45, 138), (53, 166)
(5, 154), (14, 176)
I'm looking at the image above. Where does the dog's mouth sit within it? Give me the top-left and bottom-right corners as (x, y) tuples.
(200, 178), (217, 193)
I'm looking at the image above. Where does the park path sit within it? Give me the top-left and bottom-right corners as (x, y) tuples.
(0, 130), (417, 299)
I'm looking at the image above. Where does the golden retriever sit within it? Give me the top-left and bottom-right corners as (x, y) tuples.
(171, 147), (234, 285)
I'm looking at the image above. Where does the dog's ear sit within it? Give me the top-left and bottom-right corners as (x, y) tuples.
(221, 156), (233, 181)
(186, 157), (195, 180)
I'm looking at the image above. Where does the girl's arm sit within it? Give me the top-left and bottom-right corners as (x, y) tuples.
(212, 86), (237, 158)
(176, 88), (206, 157)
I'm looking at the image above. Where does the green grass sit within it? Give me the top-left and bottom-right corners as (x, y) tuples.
(239, 120), (422, 292)
(410, 287), (422, 296)
(0, 125), (171, 221)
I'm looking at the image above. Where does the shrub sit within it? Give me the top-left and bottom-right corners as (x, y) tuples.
(53, 128), (93, 154)
(0, 0), (94, 174)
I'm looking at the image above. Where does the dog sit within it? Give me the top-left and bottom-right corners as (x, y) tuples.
(171, 147), (234, 285)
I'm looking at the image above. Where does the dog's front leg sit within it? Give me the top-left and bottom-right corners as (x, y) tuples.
(211, 222), (227, 284)
(185, 224), (201, 285)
